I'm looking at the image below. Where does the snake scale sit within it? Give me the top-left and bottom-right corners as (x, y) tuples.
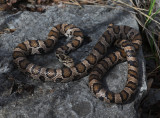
(13, 23), (142, 104)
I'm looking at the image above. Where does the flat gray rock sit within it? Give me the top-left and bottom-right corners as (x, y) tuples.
(0, 2), (146, 118)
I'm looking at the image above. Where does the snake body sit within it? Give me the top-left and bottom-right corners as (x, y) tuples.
(13, 23), (142, 103)
(89, 39), (139, 103)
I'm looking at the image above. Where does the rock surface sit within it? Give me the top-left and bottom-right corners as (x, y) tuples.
(0, 2), (146, 118)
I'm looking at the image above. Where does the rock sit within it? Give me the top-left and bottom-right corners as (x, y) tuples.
(0, 2), (146, 118)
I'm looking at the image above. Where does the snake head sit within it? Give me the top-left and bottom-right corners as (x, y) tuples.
(65, 29), (74, 38)
(62, 56), (75, 67)
(56, 54), (75, 67)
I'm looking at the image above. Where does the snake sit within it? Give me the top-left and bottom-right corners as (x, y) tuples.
(13, 23), (142, 103)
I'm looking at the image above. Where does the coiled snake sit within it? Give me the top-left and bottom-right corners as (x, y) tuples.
(13, 23), (142, 104)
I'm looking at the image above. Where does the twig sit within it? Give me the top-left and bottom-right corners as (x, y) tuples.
(144, 9), (160, 27)
(71, 0), (82, 8)
(147, 65), (160, 76)
(114, 0), (160, 26)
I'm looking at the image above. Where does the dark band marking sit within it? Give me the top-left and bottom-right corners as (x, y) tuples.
(92, 67), (104, 76)
(55, 78), (63, 82)
(64, 24), (75, 32)
(86, 54), (97, 65)
(63, 24), (71, 32)
(126, 53), (136, 58)
(71, 39), (81, 48)
(55, 24), (62, 32)
(60, 46), (71, 54)
(92, 83), (103, 94)
(73, 31), (83, 38)
(94, 41), (106, 55)
(13, 51), (25, 59)
(46, 68), (56, 78)
(133, 33), (142, 41)
(108, 53), (117, 64)
(98, 60), (109, 70)
(44, 39), (54, 48)
(125, 49), (135, 54)
(128, 32), (135, 39)
(121, 40), (133, 48)
(61, 45), (69, 51)
(16, 42), (27, 51)
(128, 72), (138, 80)
(119, 49), (126, 58)
(62, 67), (72, 78)
(124, 26), (132, 35)
(102, 30), (112, 44)
(89, 74), (100, 82)
(75, 63), (86, 73)
(106, 91), (115, 103)
(29, 40), (39, 48)
(31, 65), (41, 75)
(48, 30), (59, 38)
(113, 25), (120, 34)
(19, 59), (30, 70)
(119, 33), (125, 40)
(126, 81), (137, 91)
(132, 43), (140, 50)
(120, 90), (129, 102)
(128, 69), (138, 78)
(128, 60), (138, 67)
